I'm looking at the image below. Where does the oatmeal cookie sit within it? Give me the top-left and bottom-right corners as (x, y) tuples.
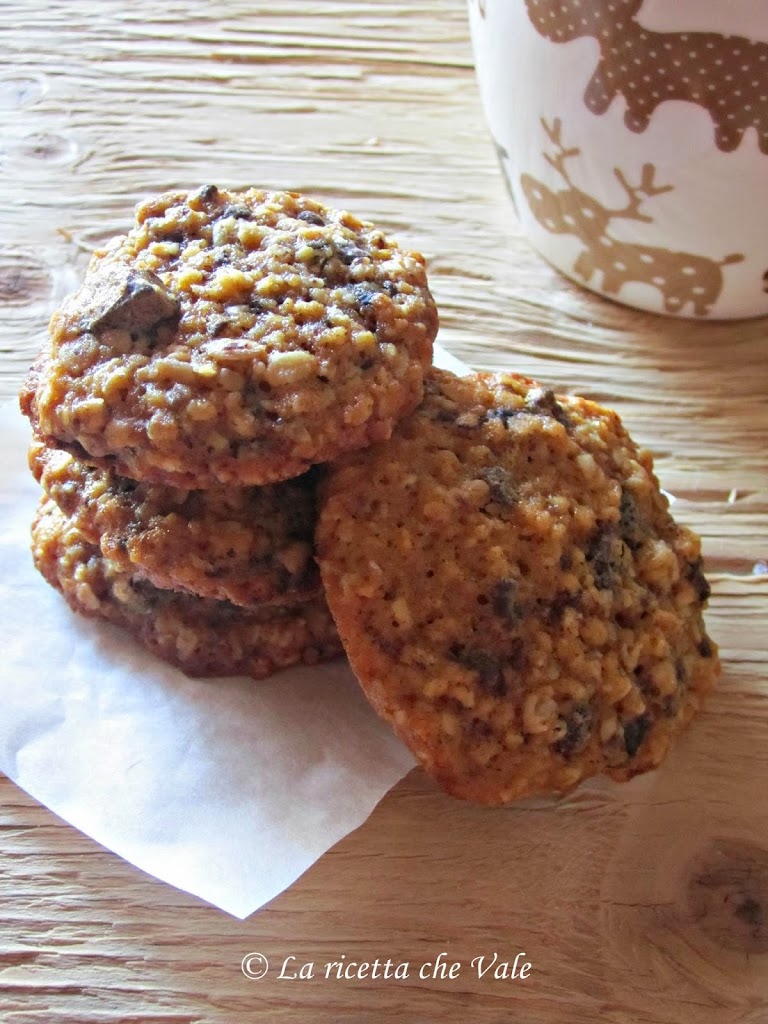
(30, 438), (320, 608)
(316, 368), (719, 804)
(33, 498), (341, 680)
(21, 186), (437, 487)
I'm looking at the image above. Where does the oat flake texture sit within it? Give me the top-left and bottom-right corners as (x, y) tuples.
(316, 368), (719, 805)
(32, 497), (342, 680)
(20, 186), (437, 487)
(29, 438), (321, 609)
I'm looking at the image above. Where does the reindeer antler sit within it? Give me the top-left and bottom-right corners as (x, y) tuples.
(613, 163), (674, 221)
(640, 163), (674, 197)
(541, 117), (581, 185)
(542, 117), (563, 146)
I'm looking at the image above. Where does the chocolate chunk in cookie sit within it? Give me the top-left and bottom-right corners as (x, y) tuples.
(87, 265), (180, 334)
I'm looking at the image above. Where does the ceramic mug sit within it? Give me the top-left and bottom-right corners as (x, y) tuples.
(468, 0), (768, 319)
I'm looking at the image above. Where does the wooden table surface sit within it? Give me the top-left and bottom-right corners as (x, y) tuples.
(1, 2), (767, 1021)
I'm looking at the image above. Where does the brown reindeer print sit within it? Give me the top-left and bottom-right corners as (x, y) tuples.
(524, 0), (768, 153)
(518, 119), (744, 316)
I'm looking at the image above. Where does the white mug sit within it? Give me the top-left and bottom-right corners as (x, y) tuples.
(469, 0), (768, 319)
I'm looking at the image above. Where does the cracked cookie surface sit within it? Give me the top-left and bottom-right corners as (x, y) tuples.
(30, 438), (320, 608)
(33, 498), (342, 680)
(316, 368), (719, 804)
(21, 187), (437, 487)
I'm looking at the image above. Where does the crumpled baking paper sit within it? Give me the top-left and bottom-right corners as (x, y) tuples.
(0, 343), (467, 918)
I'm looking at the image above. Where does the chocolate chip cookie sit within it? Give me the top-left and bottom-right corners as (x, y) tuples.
(316, 368), (719, 804)
(33, 498), (341, 679)
(30, 438), (320, 608)
(21, 187), (437, 487)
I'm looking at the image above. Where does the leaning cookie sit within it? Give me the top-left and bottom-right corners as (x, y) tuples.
(30, 438), (321, 608)
(316, 367), (719, 805)
(20, 186), (437, 487)
(32, 498), (342, 680)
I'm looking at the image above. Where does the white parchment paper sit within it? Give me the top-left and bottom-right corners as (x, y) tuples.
(0, 344), (466, 917)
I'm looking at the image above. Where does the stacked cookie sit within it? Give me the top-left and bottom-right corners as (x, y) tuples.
(21, 186), (438, 679)
(21, 184), (719, 804)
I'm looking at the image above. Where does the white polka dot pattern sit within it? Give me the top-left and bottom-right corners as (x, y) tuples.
(524, 0), (768, 153)
(514, 118), (744, 316)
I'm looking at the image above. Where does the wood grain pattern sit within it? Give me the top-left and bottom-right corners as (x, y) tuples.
(1, 1), (766, 1021)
